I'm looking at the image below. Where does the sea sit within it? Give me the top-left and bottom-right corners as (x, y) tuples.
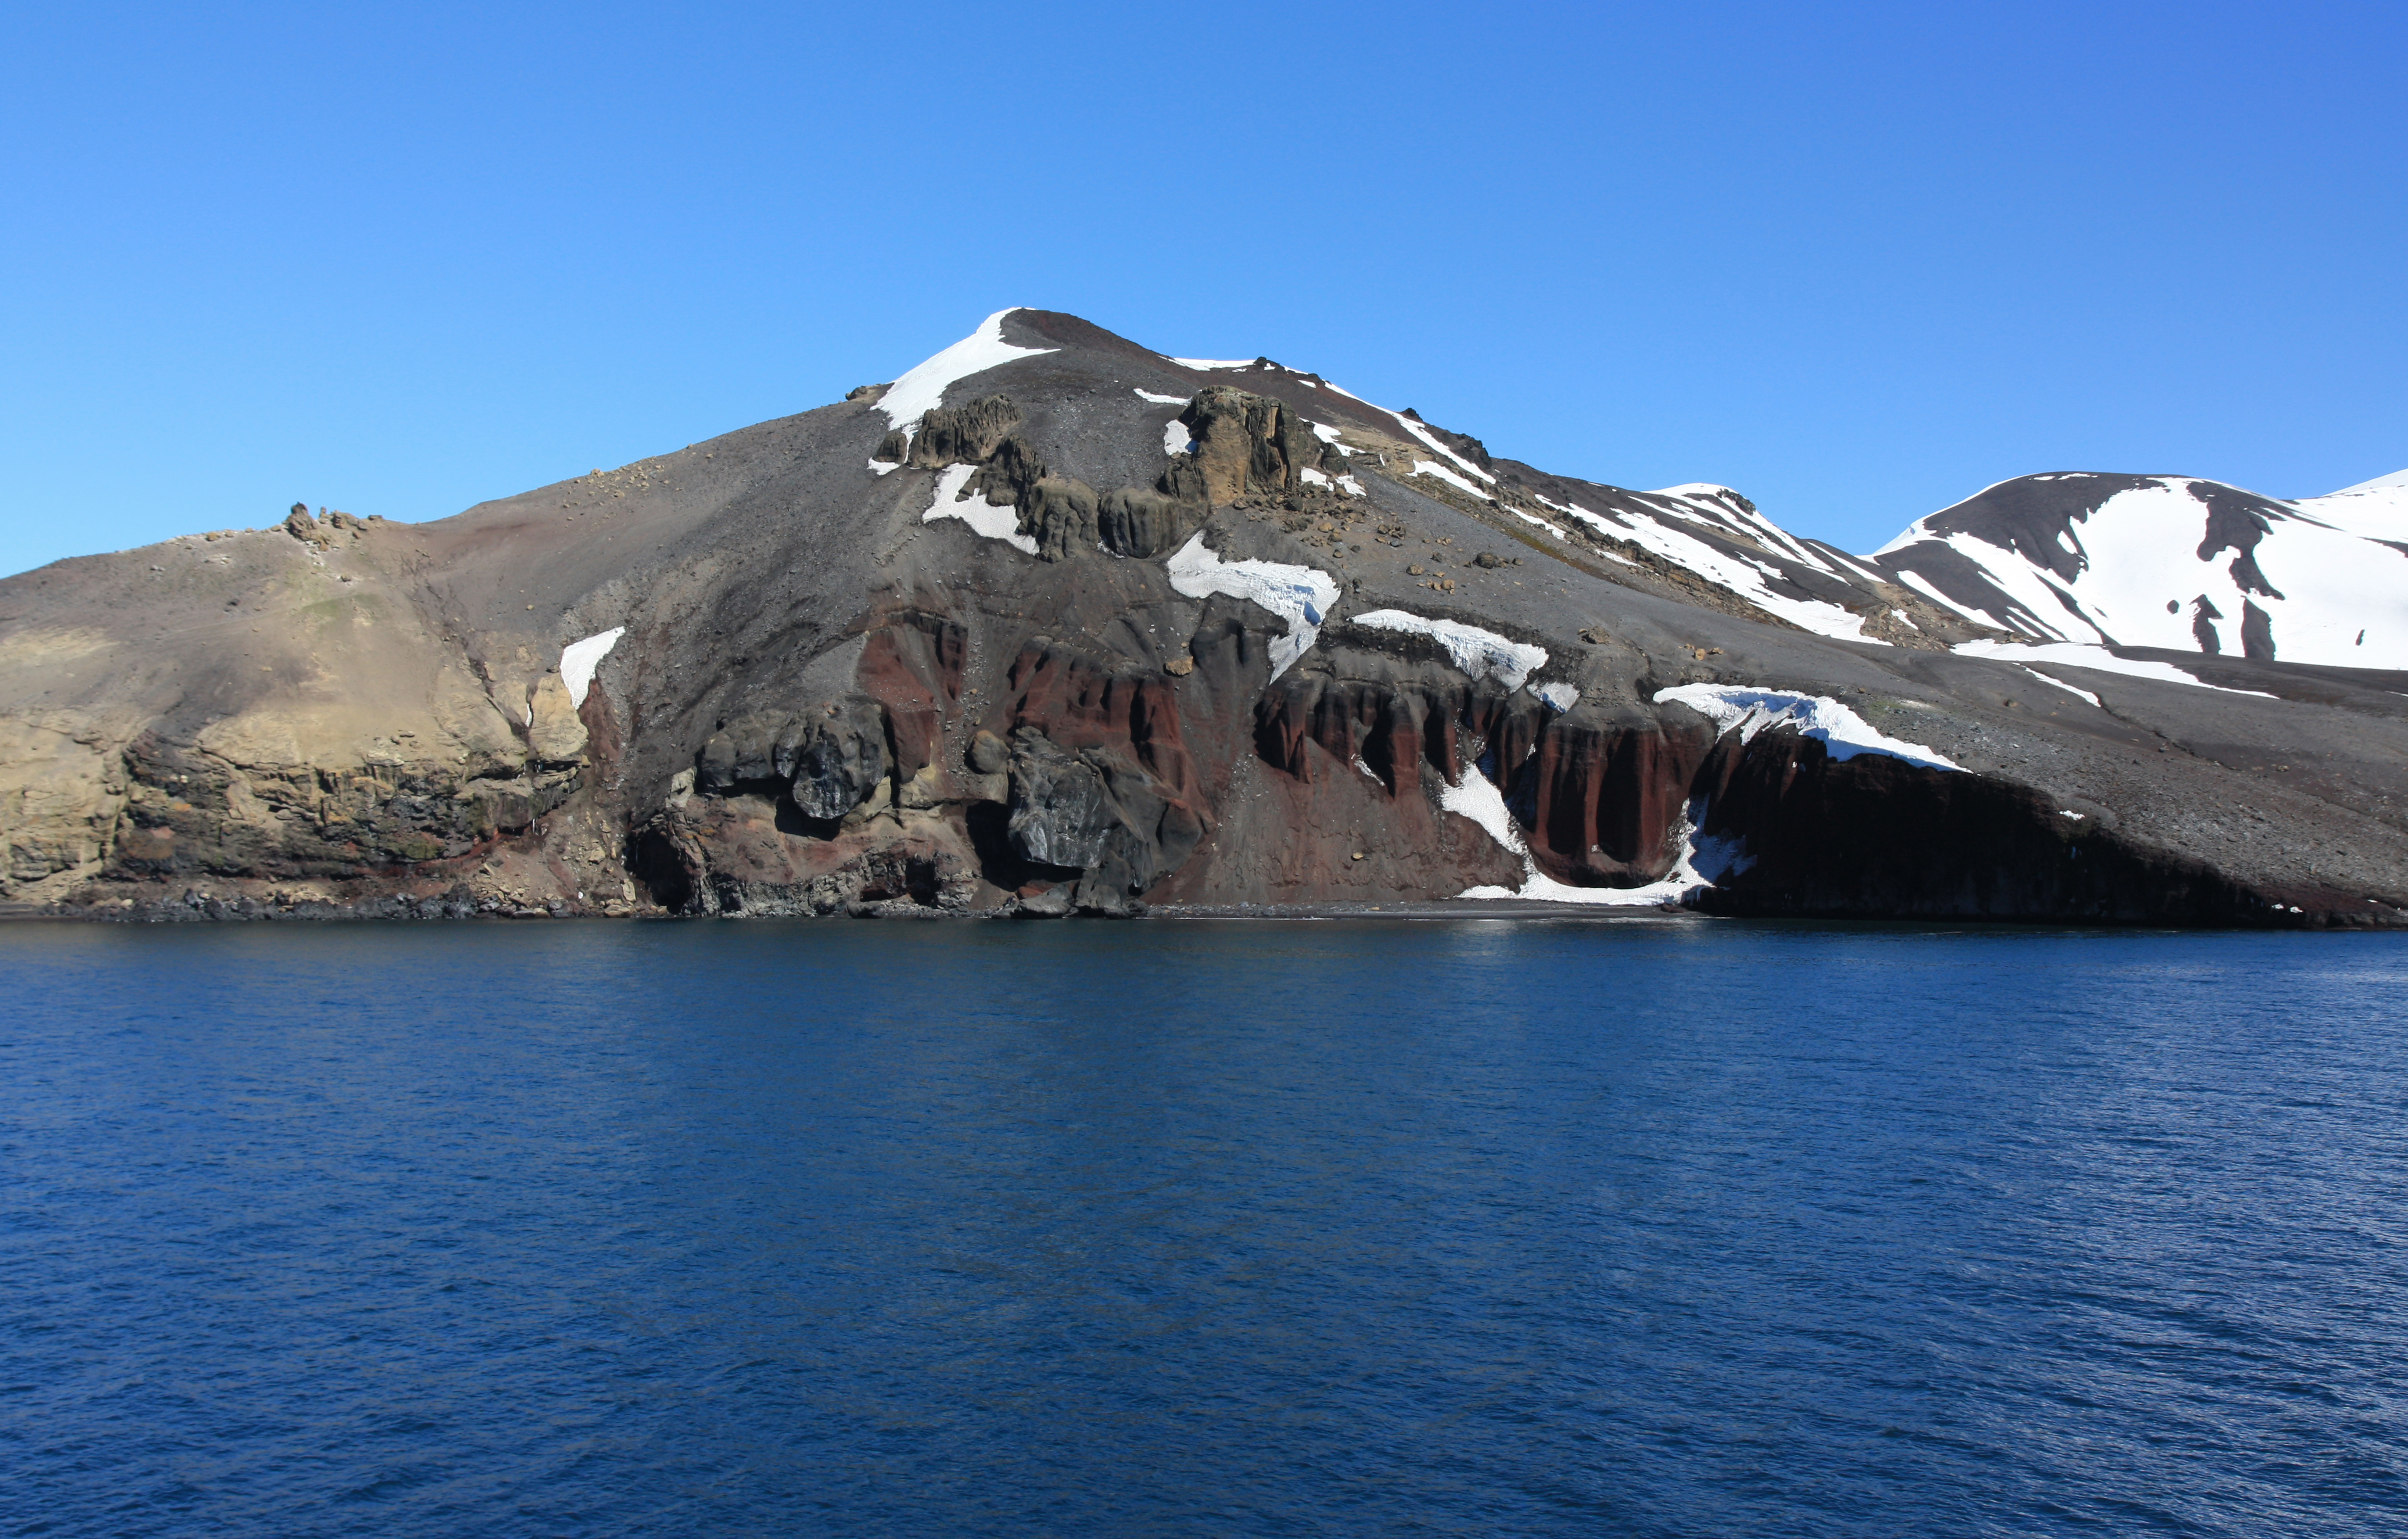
(3, 917), (2405, 1537)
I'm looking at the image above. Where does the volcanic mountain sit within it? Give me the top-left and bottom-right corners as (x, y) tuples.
(3, 310), (2403, 925)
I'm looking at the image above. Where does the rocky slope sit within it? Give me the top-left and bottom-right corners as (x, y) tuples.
(4, 309), (2404, 926)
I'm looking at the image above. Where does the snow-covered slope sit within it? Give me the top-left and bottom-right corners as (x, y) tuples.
(1115, 337), (2403, 676)
(1865, 472), (2408, 669)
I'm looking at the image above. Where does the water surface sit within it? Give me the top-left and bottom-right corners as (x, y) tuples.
(3, 919), (2405, 1536)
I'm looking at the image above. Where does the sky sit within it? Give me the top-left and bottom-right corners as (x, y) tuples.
(1, 1), (2400, 577)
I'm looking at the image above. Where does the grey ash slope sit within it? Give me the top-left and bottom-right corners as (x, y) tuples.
(2, 307), (2402, 925)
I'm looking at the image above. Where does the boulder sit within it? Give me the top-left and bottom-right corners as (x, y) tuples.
(1180, 386), (1318, 503)
(1011, 881), (1076, 918)
(896, 763), (946, 809)
(1098, 485), (1206, 558)
(969, 433), (1047, 510)
(1006, 729), (1118, 867)
(1018, 476), (1100, 563)
(697, 711), (790, 792)
(526, 675), (588, 765)
(791, 695), (892, 820)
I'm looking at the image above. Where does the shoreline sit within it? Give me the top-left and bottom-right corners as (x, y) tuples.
(3, 892), (2396, 930)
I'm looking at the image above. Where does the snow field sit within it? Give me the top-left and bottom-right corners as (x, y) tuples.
(1165, 534), (1340, 681)
(920, 464), (1039, 556)
(1390, 417), (1495, 485)
(1875, 477), (2408, 668)
(1351, 610), (1549, 690)
(1534, 493), (1873, 643)
(1951, 640), (2274, 697)
(1653, 685), (1962, 770)
(559, 627), (625, 709)
(2018, 666), (2101, 707)
(1411, 460), (1493, 500)
(2333, 468), (2408, 494)
(1508, 507), (1571, 541)
(879, 311), (1057, 433)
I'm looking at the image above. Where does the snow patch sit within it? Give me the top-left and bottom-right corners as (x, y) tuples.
(1165, 533), (1338, 681)
(1535, 682), (1581, 713)
(2335, 468), (2408, 494)
(1509, 508), (1570, 540)
(1300, 467), (1332, 489)
(1163, 418), (1196, 456)
(880, 311), (1056, 430)
(1952, 640), (2277, 698)
(1557, 499), (1874, 643)
(559, 627), (624, 709)
(1352, 610), (1548, 690)
(1655, 685), (1962, 770)
(1651, 482), (1734, 497)
(921, 462), (1039, 555)
(1894, 568), (1998, 627)
(1393, 417), (1495, 485)
(1411, 460), (1493, 501)
(1133, 389), (1189, 405)
(867, 459), (900, 476)
(1169, 357), (1253, 371)
(2018, 666), (2101, 707)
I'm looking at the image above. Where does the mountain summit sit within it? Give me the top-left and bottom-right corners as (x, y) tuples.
(4, 310), (2403, 925)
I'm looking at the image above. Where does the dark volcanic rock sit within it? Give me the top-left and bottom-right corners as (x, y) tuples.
(907, 394), (1022, 469)
(1685, 729), (2274, 924)
(970, 433), (1048, 510)
(1006, 729), (1118, 868)
(1098, 485), (1206, 558)
(699, 712), (789, 791)
(1018, 476), (1101, 563)
(968, 729), (1010, 775)
(789, 696), (891, 820)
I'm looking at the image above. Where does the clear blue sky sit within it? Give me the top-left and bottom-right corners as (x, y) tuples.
(2, 1), (2400, 576)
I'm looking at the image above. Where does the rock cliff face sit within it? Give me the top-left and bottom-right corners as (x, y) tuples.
(3, 308), (2405, 925)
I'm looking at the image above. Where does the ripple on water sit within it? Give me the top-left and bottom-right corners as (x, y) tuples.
(2, 919), (2406, 1537)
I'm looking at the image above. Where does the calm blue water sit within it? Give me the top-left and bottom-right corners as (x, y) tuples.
(3, 919), (2406, 1537)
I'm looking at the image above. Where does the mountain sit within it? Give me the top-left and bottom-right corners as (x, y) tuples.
(1868, 471), (2408, 668)
(3, 309), (2403, 926)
